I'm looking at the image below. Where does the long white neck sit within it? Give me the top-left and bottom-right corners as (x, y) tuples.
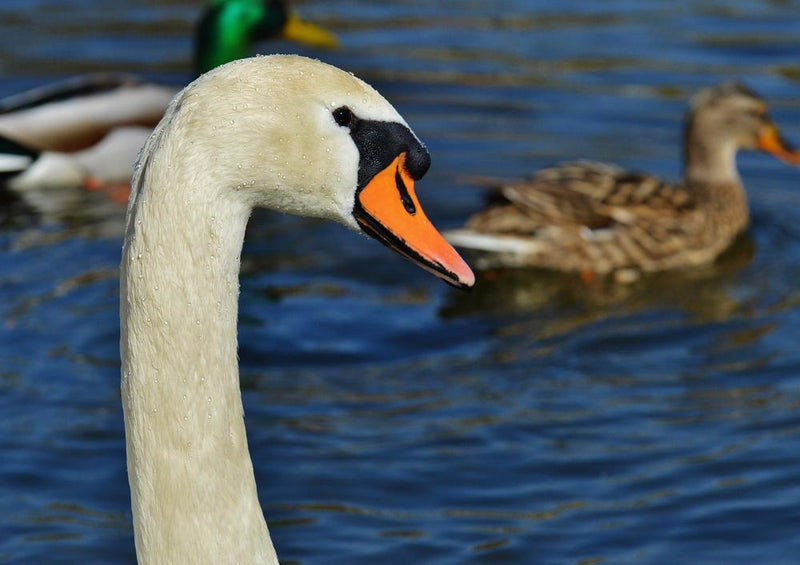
(120, 125), (277, 564)
(117, 54), (426, 563)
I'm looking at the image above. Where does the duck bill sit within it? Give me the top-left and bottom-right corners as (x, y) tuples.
(758, 124), (800, 165)
(353, 154), (475, 290)
(281, 12), (339, 49)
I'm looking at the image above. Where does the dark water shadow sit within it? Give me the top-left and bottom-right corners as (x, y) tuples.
(441, 235), (757, 324)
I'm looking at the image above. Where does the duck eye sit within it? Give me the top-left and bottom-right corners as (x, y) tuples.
(333, 106), (355, 128)
(746, 105), (768, 121)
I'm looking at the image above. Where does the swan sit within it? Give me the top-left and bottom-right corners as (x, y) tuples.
(120, 54), (474, 564)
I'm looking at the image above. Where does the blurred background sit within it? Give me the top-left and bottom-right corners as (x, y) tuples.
(2, 1), (800, 563)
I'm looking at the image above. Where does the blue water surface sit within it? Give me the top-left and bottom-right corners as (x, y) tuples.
(1, 1), (800, 563)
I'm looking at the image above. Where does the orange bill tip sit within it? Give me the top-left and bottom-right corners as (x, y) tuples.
(758, 124), (800, 165)
(354, 154), (475, 289)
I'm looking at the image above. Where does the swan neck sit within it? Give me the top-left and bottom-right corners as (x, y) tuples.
(120, 150), (277, 564)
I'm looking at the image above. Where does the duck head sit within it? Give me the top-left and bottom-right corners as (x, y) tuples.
(164, 55), (473, 289)
(684, 82), (800, 181)
(194, 0), (338, 75)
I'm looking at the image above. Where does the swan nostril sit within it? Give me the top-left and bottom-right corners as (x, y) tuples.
(395, 169), (417, 215)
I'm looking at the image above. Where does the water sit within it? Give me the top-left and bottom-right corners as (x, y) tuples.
(2, 1), (800, 563)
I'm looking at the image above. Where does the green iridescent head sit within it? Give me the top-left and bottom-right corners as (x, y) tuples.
(194, 0), (338, 76)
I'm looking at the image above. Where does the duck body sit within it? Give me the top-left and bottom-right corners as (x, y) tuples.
(121, 55), (471, 564)
(0, 73), (175, 153)
(0, 0), (337, 193)
(0, 74), (171, 192)
(452, 160), (748, 275)
(447, 83), (800, 278)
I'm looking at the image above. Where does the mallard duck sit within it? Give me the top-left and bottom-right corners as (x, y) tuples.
(0, 0), (337, 193)
(121, 54), (472, 564)
(195, 0), (337, 76)
(446, 83), (800, 280)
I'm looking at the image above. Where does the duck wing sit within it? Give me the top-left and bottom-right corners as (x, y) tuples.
(0, 73), (176, 153)
(0, 73), (144, 114)
(469, 161), (692, 234)
(531, 161), (691, 209)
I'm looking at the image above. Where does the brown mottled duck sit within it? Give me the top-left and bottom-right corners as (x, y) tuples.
(446, 83), (800, 281)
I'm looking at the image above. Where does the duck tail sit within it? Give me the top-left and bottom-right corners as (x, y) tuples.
(0, 134), (38, 177)
(444, 229), (544, 255)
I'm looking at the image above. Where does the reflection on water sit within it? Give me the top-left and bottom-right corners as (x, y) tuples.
(2, 1), (800, 564)
(1, 183), (125, 239)
(443, 235), (757, 319)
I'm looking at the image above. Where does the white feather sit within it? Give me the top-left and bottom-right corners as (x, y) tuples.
(0, 154), (33, 172)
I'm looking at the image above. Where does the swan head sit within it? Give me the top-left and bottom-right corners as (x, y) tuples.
(161, 55), (474, 289)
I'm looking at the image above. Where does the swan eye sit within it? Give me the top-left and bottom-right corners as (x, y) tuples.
(333, 106), (355, 128)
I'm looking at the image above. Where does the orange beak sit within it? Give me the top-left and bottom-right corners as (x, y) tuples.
(353, 153), (475, 289)
(758, 124), (800, 165)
